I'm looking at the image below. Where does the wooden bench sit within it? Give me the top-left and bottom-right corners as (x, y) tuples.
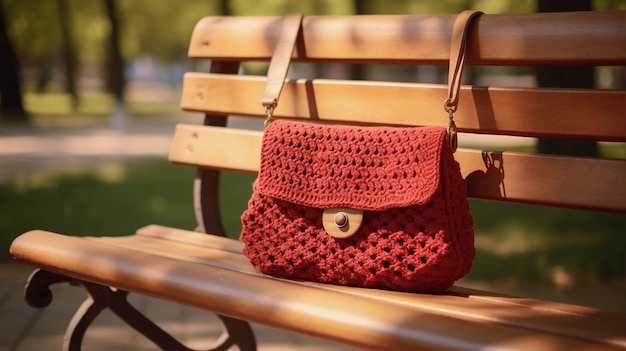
(10, 11), (626, 351)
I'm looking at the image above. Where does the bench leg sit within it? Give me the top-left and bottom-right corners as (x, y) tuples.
(62, 286), (105, 351)
(23, 269), (257, 351)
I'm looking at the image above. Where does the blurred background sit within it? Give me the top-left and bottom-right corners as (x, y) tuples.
(1, 0), (625, 312)
(1, 0), (626, 126)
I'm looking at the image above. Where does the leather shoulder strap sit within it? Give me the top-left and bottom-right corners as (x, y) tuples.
(262, 13), (303, 113)
(445, 10), (483, 112)
(445, 10), (483, 153)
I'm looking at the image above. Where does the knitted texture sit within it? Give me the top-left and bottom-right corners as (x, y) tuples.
(241, 120), (475, 292)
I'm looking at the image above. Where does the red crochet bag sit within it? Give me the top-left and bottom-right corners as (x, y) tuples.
(241, 12), (481, 292)
(241, 120), (475, 292)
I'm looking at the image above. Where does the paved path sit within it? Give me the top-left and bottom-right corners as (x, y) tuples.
(0, 120), (180, 181)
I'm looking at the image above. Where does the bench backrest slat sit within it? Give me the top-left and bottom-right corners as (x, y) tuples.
(188, 12), (626, 65)
(169, 125), (626, 213)
(173, 12), (626, 215)
(181, 73), (626, 141)
(171, 124), (262, 174)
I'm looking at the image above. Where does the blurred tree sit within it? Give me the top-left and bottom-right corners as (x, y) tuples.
(104, 0), (127, 131)
(104, 0), (124, 102)
(4, 1), (55, 56)
(0, 0), (28, 124)
(57, 0), (79, 110)
(5, 0), (62, 93)
(536, 0), (599, 157)
(118, 1), (222, 63)
(351, 0), (368, 80)
(219, 0), (233, 16)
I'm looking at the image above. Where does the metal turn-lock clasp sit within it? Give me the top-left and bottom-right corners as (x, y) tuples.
(322, 208), (364, 239)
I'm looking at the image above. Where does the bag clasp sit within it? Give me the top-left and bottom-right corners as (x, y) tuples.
(322, 208), (364, 239)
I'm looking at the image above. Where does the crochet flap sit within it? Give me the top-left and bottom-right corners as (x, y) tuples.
(256, 120), (446, 211)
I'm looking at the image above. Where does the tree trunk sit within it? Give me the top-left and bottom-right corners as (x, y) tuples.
(57, 0), (79, 110)
(104, 0), (125, 101)
(350, 0), (367, 80)
(536, 0), (598, 156)
(104, 0), (127, 132)
(0, 0), (29, 125)
(218, 0), (232, 16)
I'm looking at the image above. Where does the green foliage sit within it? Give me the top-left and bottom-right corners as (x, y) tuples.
(4, 0), (62, 60)
(471, 0), (535, 13)
(4, 0), (106, 63)
(227, 0), (352, 16)
(594, 0), (626, 11)
(119, 0), (222, 62)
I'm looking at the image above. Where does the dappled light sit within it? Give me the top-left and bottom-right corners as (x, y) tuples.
(469, 200), (626, 280)
(94, 163), (127, 183)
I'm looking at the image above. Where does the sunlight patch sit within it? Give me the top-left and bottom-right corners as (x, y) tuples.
(552, 266), (574, 288)
(474, 228), (535, 256)
(94, 163), (127, 183)
(12, 173), (57, 193)
(150, 197), (166, 214)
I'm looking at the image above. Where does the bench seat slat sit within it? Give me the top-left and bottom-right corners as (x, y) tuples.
(114, 225), (626, 321)
(136, 224), (245, 253)
(10, 226), (626, 351)
(127, 225), (626, 322)
(99, 229), (626, 346)
(189, 12), (626, 65)
(181, 73), (626, 141)
(169, 124), (626, 213)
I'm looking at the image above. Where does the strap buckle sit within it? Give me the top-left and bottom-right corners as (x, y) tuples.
(444, 98), (458, 153)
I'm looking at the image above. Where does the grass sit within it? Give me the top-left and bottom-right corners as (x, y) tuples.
(22, 88), (181, 126)
(219, 172), (257, 236)
(467, 200), (626, 284)
(3, 160), (625, 288)
(1, 159), (196, 259)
